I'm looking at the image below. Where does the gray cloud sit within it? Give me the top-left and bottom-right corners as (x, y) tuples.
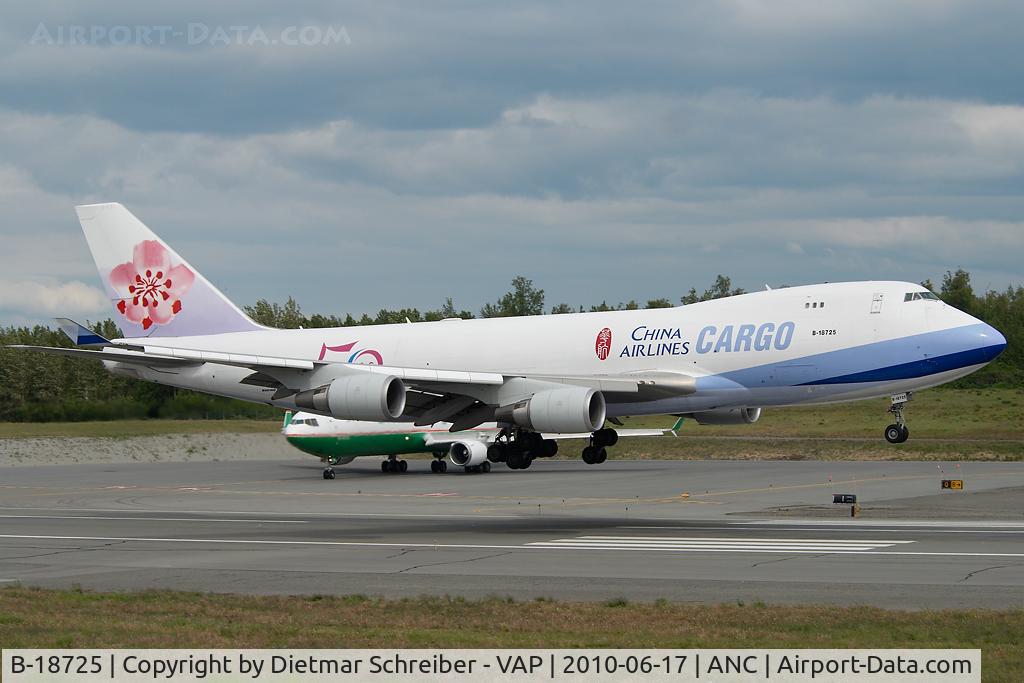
(0, 2), (1022, 324)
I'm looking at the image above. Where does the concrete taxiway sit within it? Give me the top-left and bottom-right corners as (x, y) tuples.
(0, 458), (1022, 608)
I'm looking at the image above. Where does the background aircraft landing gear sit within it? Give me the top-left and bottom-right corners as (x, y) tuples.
(884, 393), (911, 444)
(465, 462), (492, 474)
(322, 467), (336, 480)
(430, 459), (448, 474)
(382, 457), (408, 473)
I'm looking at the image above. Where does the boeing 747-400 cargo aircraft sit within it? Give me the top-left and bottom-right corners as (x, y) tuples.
(13, 203), (1006, 472)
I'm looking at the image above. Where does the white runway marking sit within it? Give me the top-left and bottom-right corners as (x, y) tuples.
(0, 515), (307, 524)
(529, 535), (912, 552)
(622, 525), (1024, 534)
(732, 520), (1024, 528)
(2, 533), (1022, 557)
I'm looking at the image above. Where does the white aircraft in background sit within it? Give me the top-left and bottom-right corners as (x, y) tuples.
(282, 410), (681, 478)
(13, 203), (1006, 474)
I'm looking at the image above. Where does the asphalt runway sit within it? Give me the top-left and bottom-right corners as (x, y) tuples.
(1, 458), (1022, 609)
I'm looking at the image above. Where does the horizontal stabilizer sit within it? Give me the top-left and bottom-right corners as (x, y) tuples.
(55, 318), (111, 346)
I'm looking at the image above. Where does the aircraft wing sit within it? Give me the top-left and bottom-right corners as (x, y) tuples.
(9, 340), (696, 429)
(540, 427), (679, 440)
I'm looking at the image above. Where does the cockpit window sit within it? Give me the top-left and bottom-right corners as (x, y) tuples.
(905, 291), (940, 302)
(307, 418), (319, 427)
(921, 291), (939, 300)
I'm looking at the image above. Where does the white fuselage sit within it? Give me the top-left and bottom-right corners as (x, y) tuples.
(107, 281), (1005, 418)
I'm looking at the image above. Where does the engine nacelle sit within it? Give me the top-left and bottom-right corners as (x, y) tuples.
(294, 374), (406, 421)
(690, 407), (761, 425)
(449, 440), (488, 467)
(495, 387), (606, 433)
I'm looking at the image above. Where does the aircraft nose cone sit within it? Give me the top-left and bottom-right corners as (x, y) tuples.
(977, 322), (1007, 362)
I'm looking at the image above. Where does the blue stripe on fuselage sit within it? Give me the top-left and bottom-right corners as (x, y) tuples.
(703, 323), (1003, 390)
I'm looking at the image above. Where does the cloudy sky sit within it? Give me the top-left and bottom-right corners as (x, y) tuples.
(1, 1), (1022, 326)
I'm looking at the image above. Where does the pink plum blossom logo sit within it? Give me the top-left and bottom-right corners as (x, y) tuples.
(318, 341), (384, 365)
(109, 240), (195, 330)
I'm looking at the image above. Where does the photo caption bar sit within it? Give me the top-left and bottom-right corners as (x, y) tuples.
(2, 649), (980, 682)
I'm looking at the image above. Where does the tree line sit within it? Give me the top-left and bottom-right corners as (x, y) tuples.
(0, 270), (1019, 422)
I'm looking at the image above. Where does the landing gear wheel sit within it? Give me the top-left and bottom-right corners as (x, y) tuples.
(322, 468), (335, 480)
(399, 460), (408, 472)
(381, 460), (389, 473)
(540, 439), (558, 458)
(884, 424), (903, 444)
(481, 461), (491, 473)
(430, 460), (440, 473)
(582, 446), (598, 464)
(897, 425), (909, 443)
(593, 428), (619, 447)
(595, 446), (607, 464)
(520, 456), (532, 469)
(507, 451), (526, 470)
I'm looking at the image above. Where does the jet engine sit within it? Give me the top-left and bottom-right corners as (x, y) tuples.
(690, 407), (762, 425)
(449, 440), (488, 467)
(495, 387), (606, 433)
(294, 374), (406, 421)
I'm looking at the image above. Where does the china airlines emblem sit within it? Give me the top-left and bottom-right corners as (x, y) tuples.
(595, 327), (612, 361)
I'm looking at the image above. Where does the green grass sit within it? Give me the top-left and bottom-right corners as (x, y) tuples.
(0, 389), (1021, 462)
(0, 588), (1019, 681)
(0, 419), (281, 439)
(620, 388), (1024, 439)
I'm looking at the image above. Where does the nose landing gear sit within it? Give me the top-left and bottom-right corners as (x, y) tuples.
(884, 393), (911, 443)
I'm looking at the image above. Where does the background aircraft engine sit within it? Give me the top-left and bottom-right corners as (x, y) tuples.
(495, 387), (606, 433)
(690, 407), (762, 425)
(294, 374), (406, 421)
(449, 440), (488, 466)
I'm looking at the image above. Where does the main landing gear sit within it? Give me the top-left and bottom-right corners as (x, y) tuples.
(884, 392), (911, 444)
(381, 456), (408, 473)
(582, 427), (617, 465)
(486, 429), (558, 470)
(430, 457), (448, 474)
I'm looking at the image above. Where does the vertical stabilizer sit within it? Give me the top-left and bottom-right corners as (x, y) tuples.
(75, 203), (264, 338)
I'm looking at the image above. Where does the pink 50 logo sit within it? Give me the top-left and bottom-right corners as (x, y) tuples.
(318, 341), (383, 365)
(595, 327), (612, 361)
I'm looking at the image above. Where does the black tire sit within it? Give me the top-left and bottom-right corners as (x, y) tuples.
(487, 444), (507, 462)
(884, 424), (903, 444)
(595, 447), (607, 464)
(897, 425), (910, 443)
(582, 446), (597, 464)
(540, 439), (559, 457)
(520, 456), (533, 469)
(399, 460), (408, 472)
(430, 460), (439, 473)
(507, 451), (525, 470)
(595, 428), (619, 448)
(381, 460), (389, 473)
(440, 460), (448, 473)
(323, 469), (335, 480)
(481, 461), (491, 473)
